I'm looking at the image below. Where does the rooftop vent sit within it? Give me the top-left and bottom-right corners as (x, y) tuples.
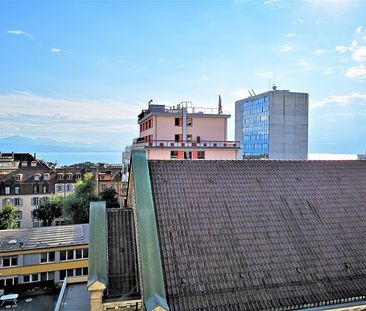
(8, 239), (17, 245)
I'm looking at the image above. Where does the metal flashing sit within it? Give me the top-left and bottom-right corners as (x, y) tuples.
(131, 150), (168, 311)
(87, 201), (108, 289)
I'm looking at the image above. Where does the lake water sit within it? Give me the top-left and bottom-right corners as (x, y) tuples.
(37, 152), (123, 166)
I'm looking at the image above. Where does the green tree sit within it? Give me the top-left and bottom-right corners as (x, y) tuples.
(0, 203), (20, 229)
(33, 196), (62, 226)
(62, 172), (99, 224)
(100, 187), (120, 209)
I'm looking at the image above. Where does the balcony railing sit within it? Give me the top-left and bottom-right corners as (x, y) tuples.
(133, 140), (239, 149)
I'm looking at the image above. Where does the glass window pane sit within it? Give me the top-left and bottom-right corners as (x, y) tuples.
(60, 251), (66, 261)
(83, 248), (88, 258)
(49, 252), (55, 262)
(67, 250), (74, 260)
(75, 249), (82, 259)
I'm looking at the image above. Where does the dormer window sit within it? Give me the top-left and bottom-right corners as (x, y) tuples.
(15, 174), (22, 181)
(31, 161), (37, 167)
(43, 174), (49, 181)
(57, 174), (64, 181)
(75, 174), (81, 180)
(34, 174), (41, 181)
(67, 174), (73, 180)
(21, 161), (28, 167)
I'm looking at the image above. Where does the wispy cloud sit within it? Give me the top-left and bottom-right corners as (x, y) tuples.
(200, 75), (211, 81)
(257, 71), (273, 79)
(51, 48), (61, 53)
(297, 58), (313, 70)
(276, 44), (294, 53)
(356, 26), (363, 34)
(345, 64), (366, 79)
(283, 33), (295, 38)
(7, 29), (33, 39)
(352, 46), (366, 62)
(314, 48), (326, 56)
(0, 92), (140, 145)
(311, 92), (366, 108)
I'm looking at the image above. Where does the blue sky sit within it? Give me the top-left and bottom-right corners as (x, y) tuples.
(0, 0), (365, 154)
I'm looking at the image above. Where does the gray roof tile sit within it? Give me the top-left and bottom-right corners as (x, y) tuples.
(148, 160), (366, 310)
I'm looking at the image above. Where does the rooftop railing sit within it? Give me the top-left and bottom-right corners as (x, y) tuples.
(133, 140), (239, 149)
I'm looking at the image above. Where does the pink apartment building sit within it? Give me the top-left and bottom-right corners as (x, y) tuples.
(133, 102), (240, 160)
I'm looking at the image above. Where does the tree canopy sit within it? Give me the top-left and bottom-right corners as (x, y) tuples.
(0, 203), (20, 229)
(62, 172), (99, 224)
(33, 195), (62, 226)
(100, 187), (120, 209)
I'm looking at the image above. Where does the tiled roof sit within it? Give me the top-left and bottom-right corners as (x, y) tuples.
(0, 224), (88, 252)
(107, 208), (139, 298)
(148, 160), (366, 311)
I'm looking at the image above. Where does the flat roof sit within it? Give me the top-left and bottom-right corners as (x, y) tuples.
(0, 224), (89, 253)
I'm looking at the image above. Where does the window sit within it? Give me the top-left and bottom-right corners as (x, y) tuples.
(67, 174), (73, 180)
(55, 220), (65, 226)
(32, 197), (39, 206)
(184, 152), (192, 159)
(43, 185), (47, 193)
(198, 151), (205, 159)
(2, 256), (18, 267)
(60, 268), (88, 279)
(175, 118), (180, 126)
(31, 161), (37, 167)
(0, 277), (18, 287)
(34, 175), (40, 181)
(67, 250), (74, 260)
(100, 183), (106, 191)
(43, 174), (49, 181)
(75, 174), (81, 180)
(17, 210), (22, 219)
(15, 174), (22, 181)
(21, 161), (28, 167)
(14, 186), (20, 194)
(23, 274), (39, 283)
(187, 118), (192, 126)
(56, 185), (63, 192)
(60, 270), (67, 280)
(5, 187), (10, 195)
(33, 185), (39, 194)
(14, 198), (21, 206)
(57, 174), (63, 180)
(60, 251), (67, 261)
(187, 134), (192, 142)
(40, 252), (55, 263)
(60, 249), (88, 261)
(175, 134), (180, 142)
(170, 151), (178, 159)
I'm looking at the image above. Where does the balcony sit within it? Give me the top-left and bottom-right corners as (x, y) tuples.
(133, 140), (239, 149)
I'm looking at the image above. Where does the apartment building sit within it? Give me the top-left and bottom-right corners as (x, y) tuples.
(134, 101), (240, 160)
(0, 153), (124, 228)
(0, 224), (88, 290)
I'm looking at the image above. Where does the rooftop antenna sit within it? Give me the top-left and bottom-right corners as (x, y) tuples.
(251, 89), (256, 96)
(272, 71), (277, 91)
(148, 99), (153, 105)
(218, 95), (223, 114)
(248, 90), (253, 97)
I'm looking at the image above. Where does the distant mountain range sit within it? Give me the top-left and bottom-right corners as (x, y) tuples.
(0, 135), (122, 153)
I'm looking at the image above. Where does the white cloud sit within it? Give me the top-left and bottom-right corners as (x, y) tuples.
(7, 29), (33, 39)
(345, 64), (366, 79)
(314, 48), (326, 55)
(311, 92), (366, 108)
(298, 18), (304, 23)
(263, 0), (280, 7)
(284, 33), (295, 38)
(276, 44), (294, 52)
(356, 26), (363, 34)
(230, 88), (250, 99)
(51, 48), (61, 53)
(335, 45), (352, 53)
(0, 92), (141, 145)
(297, 58), (313, 70)
(257, 71), (273, 79)
(157, 59), (163, 63)
(352, 46), (366, 62)
(200, 75), (211, 81)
